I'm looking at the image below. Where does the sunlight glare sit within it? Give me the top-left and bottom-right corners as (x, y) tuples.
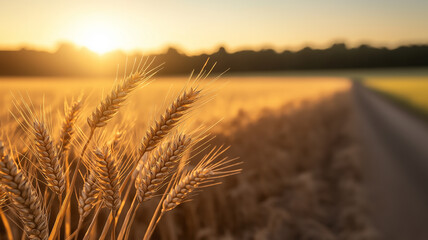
(74, 20), (121, 54)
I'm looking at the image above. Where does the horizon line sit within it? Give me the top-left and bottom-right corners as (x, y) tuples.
(1, 40), (428, 56)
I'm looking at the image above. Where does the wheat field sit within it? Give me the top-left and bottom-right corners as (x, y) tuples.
(364, 77), (428, 114)
(0, 66), (378, 240)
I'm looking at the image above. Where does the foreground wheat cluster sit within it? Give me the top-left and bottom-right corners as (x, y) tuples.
(0, 59), (240, 240)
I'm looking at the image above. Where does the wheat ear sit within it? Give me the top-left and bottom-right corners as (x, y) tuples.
(162, 146), (239, 212)
(143, 146), (241, 240)
(93, 146), (122, 240)
(58, 99), (82, 157)
(87, 69), (157, 129)
(138, 87), (200, 157)
(162, 168), (212, 212)
(33, 121), (65, 195)
(0, 141), (49, 240)
(133, 87), (200, 180)
(138, 59), (213, 159)
(109, 129), (125, 152)
(93, 147), (121, 212)
(78, 170), (99, 220)
(135, 134), (191, 202)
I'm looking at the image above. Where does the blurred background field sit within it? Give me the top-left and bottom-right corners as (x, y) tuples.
(1, 70), (428, 240)
(0, 76), (348, 117)
(364, 77), (428, 117)
(1, 75), (369, 240)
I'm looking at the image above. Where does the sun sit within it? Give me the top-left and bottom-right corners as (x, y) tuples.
(73, 20), (121, 54)
(81, 31), (115, 54)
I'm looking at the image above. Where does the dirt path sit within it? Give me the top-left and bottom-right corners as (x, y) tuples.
(352, 81), (428, 240)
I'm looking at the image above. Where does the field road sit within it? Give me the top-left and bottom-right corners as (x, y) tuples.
(353, 81), (428, 240)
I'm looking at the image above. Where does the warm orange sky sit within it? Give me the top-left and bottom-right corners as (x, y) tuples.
(1, 0), (428, 54)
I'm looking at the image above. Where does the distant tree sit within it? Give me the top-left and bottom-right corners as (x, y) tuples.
(56, 42), (78, 55)
(216, 46), (228, 55)
(1, 42), (428, 77)
(165, 47), (181, 56)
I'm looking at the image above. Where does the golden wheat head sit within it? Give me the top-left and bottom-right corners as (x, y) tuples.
(162, 146), (241, 212)
(78, 170), (99, 220)
(135, 133), (191, 203)
(138, 87), (200, 157)
(33, 121), (65, 195)
(0, 141), (49, 240)
(58, 98), (82, 156)
(93, 146), (121, 212)
(87, 67), (157, 129)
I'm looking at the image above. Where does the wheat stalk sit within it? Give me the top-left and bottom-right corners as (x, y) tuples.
(33, 121), (65, 195)
(49, 63), (160, 240)
(3, 60), (239, 240)
(58, 98), (82, 238)
(143, 146), (241, 240)
(0, 141), (49, 240)
(116, 67), (211, 240)
(113, 86), (202, 239)
(69, 61), (160, 240)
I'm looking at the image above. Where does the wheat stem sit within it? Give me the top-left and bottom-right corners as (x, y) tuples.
(0, 209), (14, 240)
(48, 128), (94, 240)
(142, 175), (176, 240)
(111, 210), (117, 240)
(58, 99), (82, 239)
(143, 212), (164, 240)
(123, 201), (140, 240)
(117, 195), (138, 240)
(82, 204), (102, 240)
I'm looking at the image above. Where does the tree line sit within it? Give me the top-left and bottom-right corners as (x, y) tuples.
(0, 43), (427, 77)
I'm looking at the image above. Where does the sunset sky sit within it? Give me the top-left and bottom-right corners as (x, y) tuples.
(1, 0), (427, 54)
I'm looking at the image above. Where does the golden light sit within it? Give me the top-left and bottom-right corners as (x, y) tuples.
(73, 19), (122, 54)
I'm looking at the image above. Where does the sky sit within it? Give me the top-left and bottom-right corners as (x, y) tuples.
(0, 0), (428, 54)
